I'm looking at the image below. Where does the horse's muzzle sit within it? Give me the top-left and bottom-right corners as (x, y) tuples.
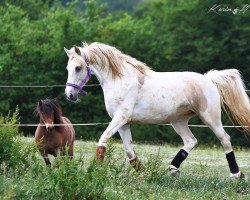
(65, 87), (79, 102)
(67, 93), (78, 102)
(45, 123), (54, 132)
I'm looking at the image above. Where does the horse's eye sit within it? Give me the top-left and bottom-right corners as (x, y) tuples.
(75, 66), (82, 72)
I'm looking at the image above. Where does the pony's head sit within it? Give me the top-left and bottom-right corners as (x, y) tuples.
(64, 45), (91, 102)
(35, 99), (62, 131)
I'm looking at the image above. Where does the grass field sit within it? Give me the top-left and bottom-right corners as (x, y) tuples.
(1, 137), (250, 200)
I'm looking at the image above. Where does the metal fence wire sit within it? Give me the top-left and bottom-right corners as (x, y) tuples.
(0, 84), (249, 128)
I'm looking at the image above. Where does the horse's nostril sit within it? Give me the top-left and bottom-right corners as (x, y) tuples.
(67, 91), (77, 102)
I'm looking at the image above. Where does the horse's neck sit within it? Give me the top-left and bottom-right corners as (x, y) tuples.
(90, 64), (113, 87)
(83, 48), (117, 86)
(90, 63), (140, 92)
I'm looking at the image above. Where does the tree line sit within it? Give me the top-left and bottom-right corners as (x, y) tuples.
(0, 0), (249, 146)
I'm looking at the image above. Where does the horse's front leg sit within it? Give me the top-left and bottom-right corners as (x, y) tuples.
(96, 112), (128, 160)
(119, 124), (144, 172)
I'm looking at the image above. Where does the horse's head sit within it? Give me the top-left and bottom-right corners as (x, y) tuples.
(64, 46), (91, 102)
(35, 99), (62, 131)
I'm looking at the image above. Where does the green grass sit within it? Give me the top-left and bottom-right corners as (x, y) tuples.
(1, 137), (250, 200)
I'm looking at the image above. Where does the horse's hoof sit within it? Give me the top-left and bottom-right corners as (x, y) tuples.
(169, 165), (180, 177)
(96, 146), (106, 160)
(129, 156), (144, 172)
(240, 172), (245, 179)
(230, 171), (245, 180)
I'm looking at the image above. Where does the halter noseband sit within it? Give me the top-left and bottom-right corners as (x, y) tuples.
(66, 53), (91, 95)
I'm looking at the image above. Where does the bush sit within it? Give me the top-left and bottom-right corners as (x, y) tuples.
(3, 142), (125, 199)
(0, 109), (32, 172)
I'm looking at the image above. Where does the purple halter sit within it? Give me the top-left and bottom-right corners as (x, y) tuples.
(66, 53), (91, 95)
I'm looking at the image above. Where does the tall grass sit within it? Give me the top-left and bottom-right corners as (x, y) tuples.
(0, 109), (34, 172)
(0, 114), (249, 199)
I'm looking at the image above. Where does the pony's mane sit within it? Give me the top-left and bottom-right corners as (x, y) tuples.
(83, 42), (152, 78)
(35, 99), (63, 130)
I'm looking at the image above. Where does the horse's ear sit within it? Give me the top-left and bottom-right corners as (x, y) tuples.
(52, 98), (57, 104)
(74, 45), (81, 56)
(64, 47), (71, 57)
(82, 42), (87, 47)
(38, 100), (42, 107)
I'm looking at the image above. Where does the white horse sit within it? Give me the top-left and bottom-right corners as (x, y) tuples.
(64, 42), (249, 179)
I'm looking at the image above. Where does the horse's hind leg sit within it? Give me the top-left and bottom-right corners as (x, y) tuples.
(199, 109), (244, 179)
(69, 145), (74, 159)
(59, 145), (73, 159)
(170, 117), (198, 176)
(68, 142), (74, 159)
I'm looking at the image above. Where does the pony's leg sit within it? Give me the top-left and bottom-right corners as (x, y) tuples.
(52, 150), (61, 168)
(69, 143), (74, 159)
(118, 124), (143, 172)
(170, 117), (198, 176)
(43, 154), (51, 167)
(97, 112), (128, 160)
(201, 115), (244, 179)
(63, 143), (74, 159)
(39, 149), (51, 167)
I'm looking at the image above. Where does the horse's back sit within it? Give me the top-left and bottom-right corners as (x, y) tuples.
(145, 71), (220, 104)
(61, 117), (75, 144)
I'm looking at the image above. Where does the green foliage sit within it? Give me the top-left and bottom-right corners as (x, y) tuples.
(0, 0), (249, 146)
(97, 0), (142, 13)
(134, 0), (250, 72)
(0, 142), (126, 199)
(0, 140), (249, 199)
(0, 109), (25, 170)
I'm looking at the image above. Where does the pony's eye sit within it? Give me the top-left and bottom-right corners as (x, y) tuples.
(75, 66), (82, 72)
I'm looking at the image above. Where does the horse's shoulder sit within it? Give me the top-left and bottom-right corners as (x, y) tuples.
(61, 116), (72, 124)
(34, 124), (44, 138)
(60, 117), (75, 136)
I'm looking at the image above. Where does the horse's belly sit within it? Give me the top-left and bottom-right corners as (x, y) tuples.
(131, 100), (193, 124)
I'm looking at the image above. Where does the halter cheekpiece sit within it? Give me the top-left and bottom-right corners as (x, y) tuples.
(66, 53), (91, 95)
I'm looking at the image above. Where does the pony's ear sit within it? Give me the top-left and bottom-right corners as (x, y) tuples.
(74, 45), (81, 56)
(64, 47), (71, 57)
(38, 100), (42, 107)
(52, 98), (57, 104)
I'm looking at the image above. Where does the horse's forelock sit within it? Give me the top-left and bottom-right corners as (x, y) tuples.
(36, 99), (62, 123)
(47, 100), (62, 123)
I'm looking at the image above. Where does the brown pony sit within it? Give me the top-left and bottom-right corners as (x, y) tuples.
(34, 99), (75, 166)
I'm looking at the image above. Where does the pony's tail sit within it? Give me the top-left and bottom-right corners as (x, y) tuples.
(205, 69), (250, 132)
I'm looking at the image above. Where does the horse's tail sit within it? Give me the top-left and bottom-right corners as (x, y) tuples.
(205, 69), (250, 132)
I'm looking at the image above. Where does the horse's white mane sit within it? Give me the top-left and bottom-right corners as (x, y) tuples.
(83, 42), (152, 78)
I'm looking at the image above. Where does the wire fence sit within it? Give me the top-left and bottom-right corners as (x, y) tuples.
(0, 123), (248, 128)
(0, 84), (249, 91)
(0, 123), (109, 127)
(0, 84), (100, 88)
(0, 84), (249, 128)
